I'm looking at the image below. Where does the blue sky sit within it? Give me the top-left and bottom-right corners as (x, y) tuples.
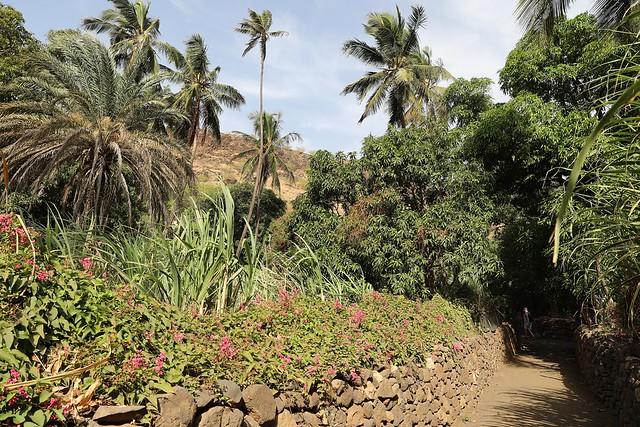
(7, 0), (592, 152)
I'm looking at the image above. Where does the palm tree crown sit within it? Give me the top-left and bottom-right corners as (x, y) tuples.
(234, 112), (300, 195)
(167, 34), (245, 154)
(234, 9), (288, 58)
(82, 0), (176, 73)
(0, 31), (192, 225)
(516, 0), (636, 34)
(342, 5), (451, 127)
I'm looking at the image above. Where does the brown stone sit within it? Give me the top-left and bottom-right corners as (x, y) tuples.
(376, 379), (398, 399)
(92, 405), (146, 424)
(277, 410), (298, 427)
(337, 386), (354, 406)
(302, 412), (320, 427)
(156, 387), (197, 427)
(242, 384), (277, 425)
(352, 389), (365, 405)
(346, 405), (365, 426)
(217, 380), (242, 406)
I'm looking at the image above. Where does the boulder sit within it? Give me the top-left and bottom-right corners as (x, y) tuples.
(217, 380), (243, 406)
(196, 389), (218, 411)
(156, 386), (197, 427)
(276, 410), (298, 427)
(242, 384), (277, 425)
(346, 406), (365, 426)
(92, 405), (146, 424)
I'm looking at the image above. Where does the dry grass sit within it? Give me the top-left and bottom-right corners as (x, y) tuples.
(193, 132), (310, 202)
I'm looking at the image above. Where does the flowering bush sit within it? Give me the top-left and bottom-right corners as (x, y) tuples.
(0, 212), (476, 425)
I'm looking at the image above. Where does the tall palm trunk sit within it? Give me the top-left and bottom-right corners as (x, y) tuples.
(187, 100), (200, 158)
(237, 45), (266, 256)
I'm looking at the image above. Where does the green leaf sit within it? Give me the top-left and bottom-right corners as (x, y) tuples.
(149, 380), (174, 394)
(30, 410), (46, 427)
(38, 390), (53, 404)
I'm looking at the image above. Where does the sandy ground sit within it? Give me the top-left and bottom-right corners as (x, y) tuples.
(455, 338), (615, 427)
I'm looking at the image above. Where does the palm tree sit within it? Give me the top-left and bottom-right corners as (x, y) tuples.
(0, 31), (192, 226)
(516, 0), (636, 34)
(342, 5), (450, 127)
(167, 34), (245, 156)
(233, 112), (300, 196)
(82, 0), (177, 74)
(234, 9), (287, 244)
(404, 47), (453, 123)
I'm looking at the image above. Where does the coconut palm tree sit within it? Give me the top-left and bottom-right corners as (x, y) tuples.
(167, 34), (245, 156)
(516, 0), (636, 34)
(234, 9), (287, 244)
(0, 31), (192, 226)
(404, 47), (453, 123)
(233, 112), (300, 196)
(342, 5), (450, 127)
(82, 0), (177, 74)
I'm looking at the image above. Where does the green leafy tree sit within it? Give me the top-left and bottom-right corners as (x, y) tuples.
(500, 13), (621, 110)
(286, 126), (501, 299)
(443, 77), (493, 128)
(466, 93), (595, 210)
(233, 112), (300, 196)
(342, 5), (451, 127)
(0, 3), (37, 98)
(306, 150), (364, 214)
(82, 0), (177, 74)
(167, 34), (245, 155)
(235, 9), (287, 243)
(0, 31), (192, 225)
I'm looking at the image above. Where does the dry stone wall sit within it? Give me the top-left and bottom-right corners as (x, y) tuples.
(575, 325), (640, 427)
(89, 325), (516, 427)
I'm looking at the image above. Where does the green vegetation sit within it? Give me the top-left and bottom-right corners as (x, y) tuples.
(0, 213), (470, 423)
(2, 0), (640, 424)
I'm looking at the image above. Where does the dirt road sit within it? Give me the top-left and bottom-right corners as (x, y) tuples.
(455, 338), (614, 427)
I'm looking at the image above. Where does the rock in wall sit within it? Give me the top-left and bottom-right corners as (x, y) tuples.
(575, 325), (640, 427)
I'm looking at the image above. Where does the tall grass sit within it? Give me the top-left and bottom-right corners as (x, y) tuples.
(37, 185), (370, 314)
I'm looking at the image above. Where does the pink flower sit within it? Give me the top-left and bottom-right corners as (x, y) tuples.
(0, 214), (13, 233)
(219, 336), (238, 359)
(350, 309), (366, 327)
(80, 257), (93, 271)
(14, 263), (21, 269)
(18, 386), (29, 399)
(402, 319), (410, 328)
(453, 342), (464, 352)
(36, 270), (51, 282)
(370, 291), (382, 300)
(172, 332), (185, 343)
(327, 365), (337, 377)
(125, 349), (147, 371)
(435, 314), (445, 324)
(46, 397), (58, 409)
(154, 352), (167, 375)
(334, 298), (343, 311)
(350, 369), (362, 383)
(6, 369), (20, 384)
(278, 354), (292, 368)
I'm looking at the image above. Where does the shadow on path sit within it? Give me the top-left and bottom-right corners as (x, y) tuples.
(455, 338), (614, 427)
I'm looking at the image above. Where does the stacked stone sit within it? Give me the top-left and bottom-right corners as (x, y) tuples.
(88, 326), (514, 427)
(575, 325), (640, 427)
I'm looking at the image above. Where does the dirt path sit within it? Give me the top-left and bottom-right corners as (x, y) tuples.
(455, 338), (614, 427)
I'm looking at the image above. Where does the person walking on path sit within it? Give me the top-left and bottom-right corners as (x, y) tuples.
(523, 307), (535, 337)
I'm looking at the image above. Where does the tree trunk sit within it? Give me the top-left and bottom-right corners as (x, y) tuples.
(236, 45), (266, 256)
(187, 101), (200, 159)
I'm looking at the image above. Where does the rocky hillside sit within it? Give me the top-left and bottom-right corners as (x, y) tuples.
(193, 133), (310, 202)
